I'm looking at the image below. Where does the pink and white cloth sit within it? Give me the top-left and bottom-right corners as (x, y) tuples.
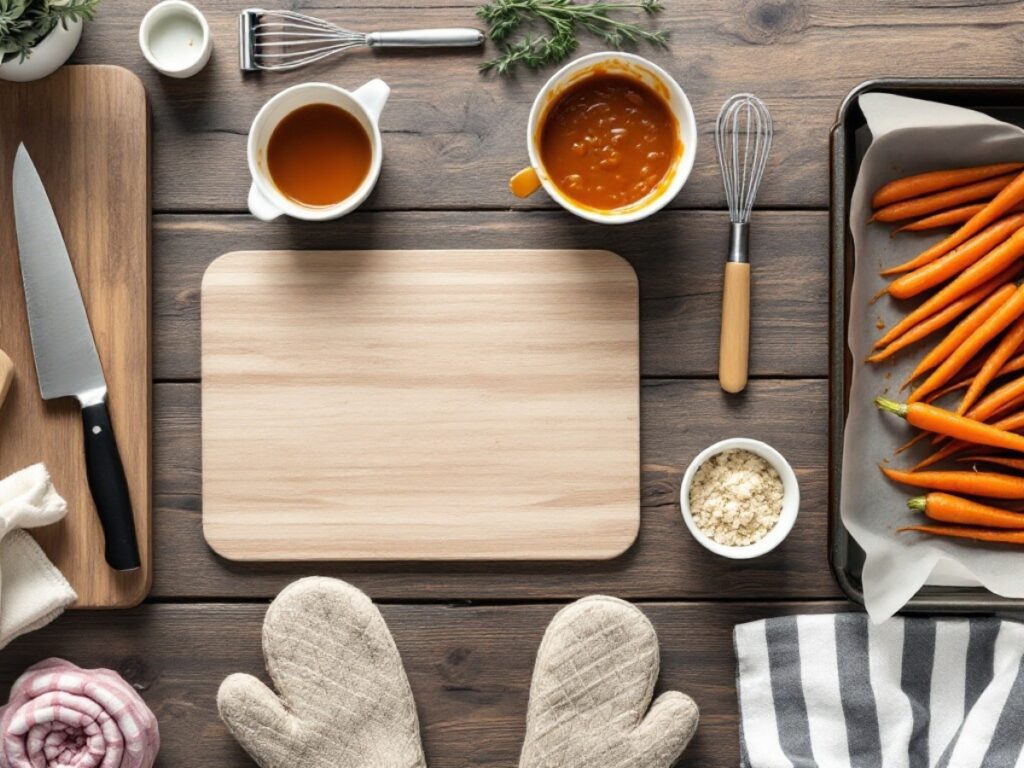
(0, 659), (159, 768)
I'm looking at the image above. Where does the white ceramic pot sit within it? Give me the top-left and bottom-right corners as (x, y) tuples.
(511, 52), (698, 225)
(247, 80), (390, 222)
(0, 18), (83, 83)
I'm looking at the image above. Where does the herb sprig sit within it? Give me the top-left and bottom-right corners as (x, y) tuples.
(477, 0), (668, 75)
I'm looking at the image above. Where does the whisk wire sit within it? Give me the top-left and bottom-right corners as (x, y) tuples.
(716, 93), (773, 225)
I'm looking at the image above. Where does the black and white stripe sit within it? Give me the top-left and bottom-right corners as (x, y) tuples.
(735, 615), (1024, 768)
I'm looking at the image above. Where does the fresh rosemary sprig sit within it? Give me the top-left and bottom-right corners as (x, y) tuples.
(477, 0), (668, 75)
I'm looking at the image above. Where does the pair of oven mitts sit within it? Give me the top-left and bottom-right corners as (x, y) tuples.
(217, 577), (699, 768)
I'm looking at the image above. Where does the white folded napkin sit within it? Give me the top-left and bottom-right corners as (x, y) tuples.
(0, 464), (76, 649)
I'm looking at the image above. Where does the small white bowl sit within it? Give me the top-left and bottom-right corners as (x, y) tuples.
(139, 0), (212, 79)
(679, 437), (800, 559)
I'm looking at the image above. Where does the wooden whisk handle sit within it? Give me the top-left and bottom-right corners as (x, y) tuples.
(719, 222), (750, 393)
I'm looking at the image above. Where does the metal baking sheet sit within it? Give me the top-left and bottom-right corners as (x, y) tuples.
(829, 78), (1024, 613)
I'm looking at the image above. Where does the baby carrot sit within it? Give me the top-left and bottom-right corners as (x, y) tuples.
(895, 202), (1024, 234)
(867, 275), (1012, 363)
(894, 203), (987, 233)
(881, 168), (1024, 275)
(926, 350), (1024, 401)
(876, 397), (1024, 453)
(959, 455), (1024, 472)
(899, 283), (1015, 386)
(887, 214), (1024, 300)
(909, 286), (1024, 403)
(873, 230), (1024, 350)
(959, 315), (1024, 414)
(966, 375), (1024, 424)
(873, 173), (1017, 223)
(899, 524), (1024, 544)
(873, 163), (1024, 208)
(908, 492), (1024, 528)
(881, 466), (1024, 499)
(913, 410), (1024, 471)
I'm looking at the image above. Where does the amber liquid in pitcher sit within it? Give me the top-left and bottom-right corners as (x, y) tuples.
(267, 103), (372, 207)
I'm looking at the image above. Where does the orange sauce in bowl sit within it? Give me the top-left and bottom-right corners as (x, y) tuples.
(267, 103), (372, 207)
(538, 72), (681, 211)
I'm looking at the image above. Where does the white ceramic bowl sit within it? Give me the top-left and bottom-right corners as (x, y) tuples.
(521, 51), (698, 225)
(139, 0), (212, 79)
(679, 437), (799, 559)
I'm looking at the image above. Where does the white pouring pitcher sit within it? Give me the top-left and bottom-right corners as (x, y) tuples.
(246, 79), (390, 221)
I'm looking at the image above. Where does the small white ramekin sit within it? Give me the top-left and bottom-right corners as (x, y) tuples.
(139, 0), (212, 79)
(679, 437), (800, 559)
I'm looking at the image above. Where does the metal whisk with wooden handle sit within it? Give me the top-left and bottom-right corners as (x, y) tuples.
(715, 93), (773, 394)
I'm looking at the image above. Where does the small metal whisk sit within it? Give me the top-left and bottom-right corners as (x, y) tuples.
(239, 9), (485, 72)
(714, 93), (773, 394)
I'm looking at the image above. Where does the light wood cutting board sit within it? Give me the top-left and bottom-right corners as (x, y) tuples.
(202, 250), (639, 561)
(0, 66), (151, 608)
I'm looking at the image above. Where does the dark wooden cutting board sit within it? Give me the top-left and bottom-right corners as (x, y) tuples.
(0, 66), (151, 608)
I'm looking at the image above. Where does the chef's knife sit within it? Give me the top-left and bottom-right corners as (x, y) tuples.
(12, 143), (140, 571)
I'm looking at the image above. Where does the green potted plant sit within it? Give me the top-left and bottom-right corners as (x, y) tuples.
(0, 0), (100, 82)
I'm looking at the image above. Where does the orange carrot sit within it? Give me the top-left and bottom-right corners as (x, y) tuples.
(887, 214), (1024, 299)
(959, 455), (1024, 472)
(960, 315), (1024, 414)
(873, 163), (1024, 208)
(966, 375), (1024, 424)
(894, 203), (987, 233)
(873, 229), (1024, 349)
(867, 275), (1014, 363)
(894, 202), (1024, 234)
(873, 173), (1018, 223)
(899, 283), (1015, 385)
(899, 524), (1024, 544)
(881, 168), (1024, 275)
(908, 285), (1024, 403)
(913, 409), (1024, 471)
(881, 465), (1024, 499)
(908, 493), (1024, 528)
(926, 351), (1024, 401)
(876, 397), (1024, 453)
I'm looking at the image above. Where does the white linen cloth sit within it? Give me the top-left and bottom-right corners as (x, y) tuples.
(0, 465), (76, 649)
(735, 614), (1024, 768)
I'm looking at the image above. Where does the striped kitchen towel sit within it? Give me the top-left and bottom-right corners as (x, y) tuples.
(735, 614), (1024, 768)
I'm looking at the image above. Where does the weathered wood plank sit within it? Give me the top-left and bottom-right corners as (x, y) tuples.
(151, 378), (841, 599)
(0, 601), (855, 767)
(153, 211), (829, 380)
(70, 1), (1024, 212)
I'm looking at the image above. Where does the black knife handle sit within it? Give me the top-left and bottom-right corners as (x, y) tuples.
(81, 401), (141, 571)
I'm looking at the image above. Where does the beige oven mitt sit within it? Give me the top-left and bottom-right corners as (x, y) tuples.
(519, 596), (699, 768)
(217, 577), (427, 768)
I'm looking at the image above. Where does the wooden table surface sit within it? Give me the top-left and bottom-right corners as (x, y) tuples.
(3, 2), (1020, 765)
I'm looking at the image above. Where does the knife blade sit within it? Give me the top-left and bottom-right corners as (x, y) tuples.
(12, 143), (141, 572)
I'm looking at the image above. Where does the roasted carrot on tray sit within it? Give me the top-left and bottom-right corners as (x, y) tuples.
(908, 493), (1024, 529)
(868, 275), (1015, 364)
(899, 524), (1024, 544)
(886, 214), (1024, 300)
(875, 397), (1024, 453)
(897, 282), (1014, 382)
(881, 168), (1024, 276)
(960, 455), (1024, 472)
(959, 315), (1024, 414)
(873, 230), (1024, 349)
(894, 203), (987, 233)
(872, 162), (1024, 208)
(881, 466), (1024, 499)
(909, 284), (1024, 403)
(925, 350), (1024, 401)
(872, 172), (1018, 223)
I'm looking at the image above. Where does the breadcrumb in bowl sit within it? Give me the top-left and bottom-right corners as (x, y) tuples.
(679, 438), (800, 559)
